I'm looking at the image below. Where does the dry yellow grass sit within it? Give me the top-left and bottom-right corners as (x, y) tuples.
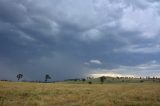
(0, 81), (160, 106)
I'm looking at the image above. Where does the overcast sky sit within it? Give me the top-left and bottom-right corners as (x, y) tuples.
(0, 0), (160, 81)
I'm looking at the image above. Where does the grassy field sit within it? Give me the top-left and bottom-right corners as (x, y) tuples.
(0, 81), (160, 106)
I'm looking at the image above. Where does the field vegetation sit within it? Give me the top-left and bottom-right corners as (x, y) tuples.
(0, 81), (160, 106)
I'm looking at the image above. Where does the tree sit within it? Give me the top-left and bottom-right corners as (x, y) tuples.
(17, 74), (23, 81)
(45, 74), (51, 82)
(82, 78), (86, 83)
(100, 76), (106, 84)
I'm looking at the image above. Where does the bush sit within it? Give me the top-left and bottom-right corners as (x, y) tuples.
(88, 81), (92, 84)
(140, 80), (144, 83)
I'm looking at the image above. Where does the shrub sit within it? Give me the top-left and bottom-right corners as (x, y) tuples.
(88, 81), (92, 84)
(140, 80), (144, 83)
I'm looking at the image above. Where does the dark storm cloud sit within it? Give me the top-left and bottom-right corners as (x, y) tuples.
(0, 0), (160, 80)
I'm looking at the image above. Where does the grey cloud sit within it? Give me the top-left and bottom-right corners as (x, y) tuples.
(0, 0), (28, 23)
(0, 0), (160, 80)
(89, 60), (160, 78)
(114, 44), (160, 54)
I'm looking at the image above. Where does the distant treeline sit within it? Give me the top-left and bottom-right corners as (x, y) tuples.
(1, 76), (160, 84)
(63, 76), (160, 84)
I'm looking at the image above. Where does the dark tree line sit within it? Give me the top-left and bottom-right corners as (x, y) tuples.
(15, 74), (160, 84)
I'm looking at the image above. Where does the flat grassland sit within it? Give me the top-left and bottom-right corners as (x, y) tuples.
(0, 81), (160, 106)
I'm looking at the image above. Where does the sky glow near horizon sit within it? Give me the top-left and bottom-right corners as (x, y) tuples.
(0, 0), (160, 80)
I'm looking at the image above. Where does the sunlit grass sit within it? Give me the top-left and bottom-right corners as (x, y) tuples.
(0, 81), (160, 106)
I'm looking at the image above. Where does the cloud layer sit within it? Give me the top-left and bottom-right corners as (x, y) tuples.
(0, 0), (160, 80)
